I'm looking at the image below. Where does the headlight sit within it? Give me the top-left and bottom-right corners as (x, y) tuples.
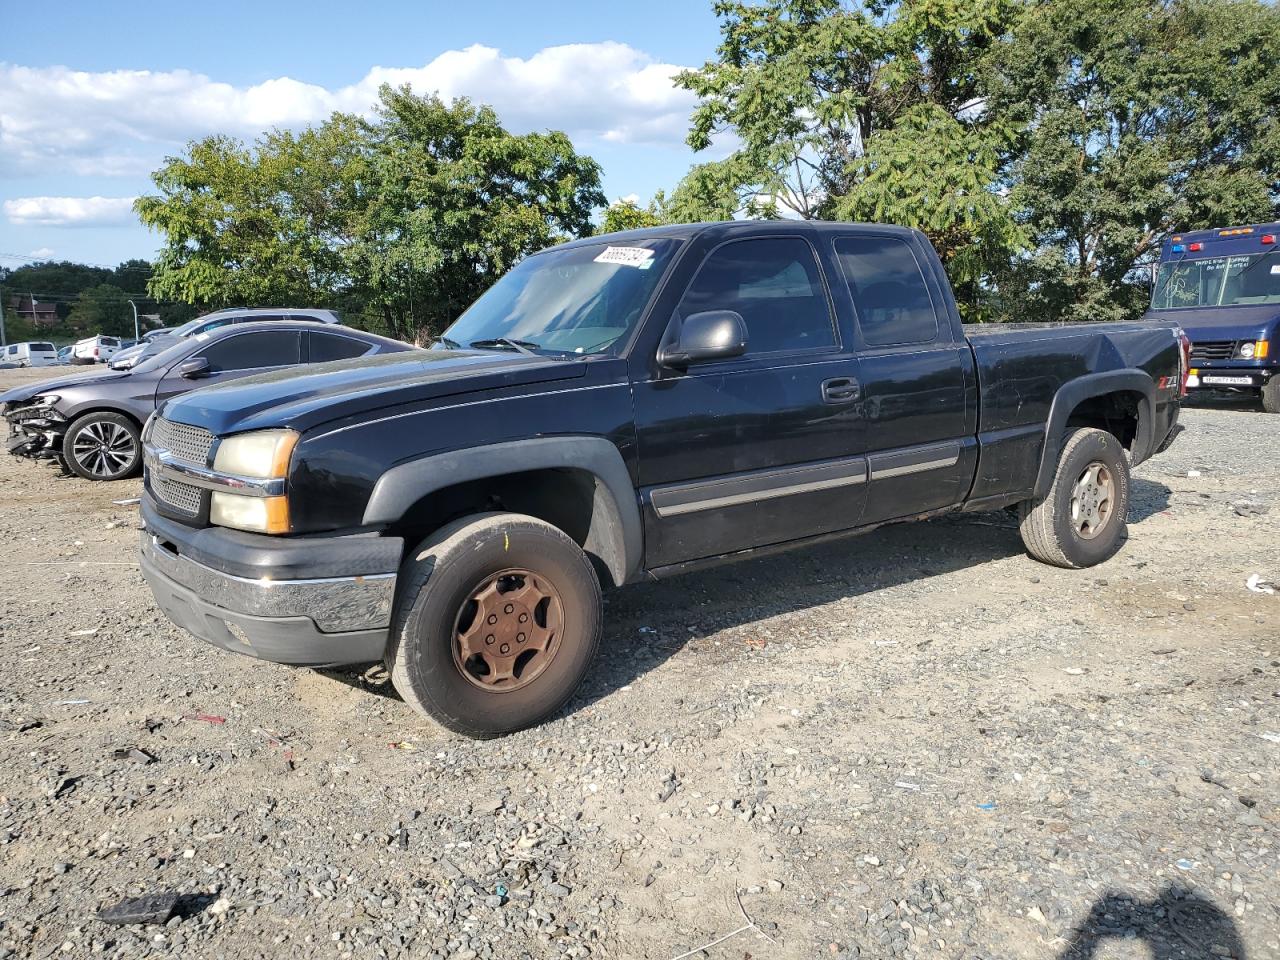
(32, 394), (60, 407)
(209, 429), (298, 534)
(213, 429), (298, 479)
(1237, 339), (1268, 360)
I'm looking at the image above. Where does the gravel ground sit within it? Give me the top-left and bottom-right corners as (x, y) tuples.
(0, 366), (1277, 960)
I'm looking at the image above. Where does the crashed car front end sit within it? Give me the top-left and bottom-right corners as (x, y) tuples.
(2, 394), (68, 460)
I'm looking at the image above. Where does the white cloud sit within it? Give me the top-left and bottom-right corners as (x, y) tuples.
(29, 247), (55, 258)
(0, 43), (696, 178)
(4, 196), (139, 226)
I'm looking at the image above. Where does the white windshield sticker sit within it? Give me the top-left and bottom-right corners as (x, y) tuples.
(594, 246), (655, 268)
(1271, 265), (1280, 274)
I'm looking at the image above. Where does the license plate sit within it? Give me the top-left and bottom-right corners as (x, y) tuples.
(1201, 375), (1254, 386)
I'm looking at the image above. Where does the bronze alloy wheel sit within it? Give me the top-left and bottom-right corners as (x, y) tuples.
(452, 569), (564, 692)
(1070, 460), (1115, 540)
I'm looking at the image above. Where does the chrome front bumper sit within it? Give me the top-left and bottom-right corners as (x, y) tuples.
(139, 532), (394, 667)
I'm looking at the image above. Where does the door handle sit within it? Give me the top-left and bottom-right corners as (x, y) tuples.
(821, 377), (860, 403)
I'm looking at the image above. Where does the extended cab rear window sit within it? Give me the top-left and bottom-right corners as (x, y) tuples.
(835, 236), (939, 346)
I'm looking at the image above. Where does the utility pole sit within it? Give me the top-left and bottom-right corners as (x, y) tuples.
(0, 292), (6, 348)
(128, 300), (139, 342)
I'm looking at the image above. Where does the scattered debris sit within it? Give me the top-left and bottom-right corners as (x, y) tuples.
(96, 891), (180, 925)
(53, 699), (90, 706)
(186, 713), (227, 725)
(893, 780), (920, 791)
(1245, 573), (1275, 594)
(667, 889), (776, 960)
(1186, 469), (1202, 478)
(110, 747), (155, 764)
(1062, 667), (1088, 675)
(1232, 499), (1270, 517)
(388, 741), (416, 751)
(976, 802), (998, 811)
(1175, 858), (1196, 871)
(111, 497), (142, 506)
(68, 627), (99, 637)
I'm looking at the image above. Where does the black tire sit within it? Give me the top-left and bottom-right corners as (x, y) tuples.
(62, 412), (142, 481)
(1262, 377), (1280, 414)
(1017, 427), (1130, 569)
(387, 512), (602, 738)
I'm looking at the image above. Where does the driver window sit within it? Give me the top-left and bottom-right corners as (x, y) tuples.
(194, 331), (300, 373)
(675, 237), (836, 355)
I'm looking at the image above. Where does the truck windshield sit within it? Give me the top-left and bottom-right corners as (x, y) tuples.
(440, 239), (681, 356)
(1152, 250), (1280, 309)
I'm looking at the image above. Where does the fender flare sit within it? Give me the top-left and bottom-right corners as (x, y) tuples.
(362, 436), (643, 586)
(1034, 369), (1155, 499)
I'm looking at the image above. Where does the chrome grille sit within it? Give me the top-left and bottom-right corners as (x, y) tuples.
(152, 417), (214, 465)
(153, 475), (202, 515)
(1189, 340), (1236, 361)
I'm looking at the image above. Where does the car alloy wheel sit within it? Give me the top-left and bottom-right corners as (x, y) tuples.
(72, 420), (137, 478)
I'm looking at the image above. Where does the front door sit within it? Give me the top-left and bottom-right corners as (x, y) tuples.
(631, 236), (867, 569)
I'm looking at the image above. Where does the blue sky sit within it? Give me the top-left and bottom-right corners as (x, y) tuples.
(0, 0), (725, 270)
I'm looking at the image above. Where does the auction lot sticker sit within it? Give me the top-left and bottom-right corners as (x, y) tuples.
(594, 246), (655, 268)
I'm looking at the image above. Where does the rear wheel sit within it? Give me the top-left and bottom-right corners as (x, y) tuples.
(62, 412), (142, 481)
(1018, 427), (1130, 568)
(387, 512), (602, 738)
(1262, 377), (1280, 414)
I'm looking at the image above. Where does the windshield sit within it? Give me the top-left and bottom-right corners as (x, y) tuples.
(130, 336), (199, 375)
(439, 239), (681, 355)
(1152, 250), (1280, 309)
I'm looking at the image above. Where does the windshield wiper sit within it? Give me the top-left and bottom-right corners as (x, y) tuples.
(469, 337), (540, 357)
(435, 336), (462, 349)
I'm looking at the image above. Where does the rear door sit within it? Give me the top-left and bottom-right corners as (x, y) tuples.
(156, 329), (301, 404)
(831, 233), (976, 524)
(631, 235), (868, 568)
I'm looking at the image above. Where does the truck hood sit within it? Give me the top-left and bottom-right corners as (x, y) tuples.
(0, 369), (131, 405)
(160, 348), (587, 436)
(1144, 303), (1280, 341)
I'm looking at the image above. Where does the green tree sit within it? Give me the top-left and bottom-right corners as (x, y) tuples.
(137, 115), (366, 310)
(67, 284), (133, 337)
(673, 0), (1024, 313)
(138, 85), (605, 342)
(990, 0), (1280, 322)
(351, 86), (604, 340)
(599, 199), (664, 234)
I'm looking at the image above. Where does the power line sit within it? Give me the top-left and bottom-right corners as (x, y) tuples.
(0, 251), (134, 270)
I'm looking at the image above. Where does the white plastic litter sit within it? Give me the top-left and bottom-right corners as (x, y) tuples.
(1245, 574), (1275, 594)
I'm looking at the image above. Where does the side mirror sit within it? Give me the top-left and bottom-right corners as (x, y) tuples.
(659, 310), (748, 369)
(176, 357), (211, 379)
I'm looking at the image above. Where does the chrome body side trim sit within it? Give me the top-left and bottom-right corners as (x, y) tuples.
(650, 456), (868, 518)
(867, 441), (961, 480)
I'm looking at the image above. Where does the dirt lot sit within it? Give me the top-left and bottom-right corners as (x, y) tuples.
(0, 364), (1276, 960)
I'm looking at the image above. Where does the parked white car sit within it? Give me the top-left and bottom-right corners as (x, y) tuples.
(3, 341), (59, 367)
(71, 335), (124, 365)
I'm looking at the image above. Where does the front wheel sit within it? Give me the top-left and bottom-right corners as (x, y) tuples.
(62, 412), (142, 481)
(387, 512), (602, 738)
(1017, 427), (1130, 569)
(1262, 377), (1280, 414)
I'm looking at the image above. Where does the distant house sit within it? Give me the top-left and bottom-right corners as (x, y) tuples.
(8, 295), (58, 326)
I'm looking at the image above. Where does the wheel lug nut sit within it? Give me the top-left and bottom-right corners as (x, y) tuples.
(504, 604), (514, 614)
(519, 613), (528, 623)
(485, 635), (495, 645)
(517, 633), (526, 642)
(500, 643), (510, 654)
(487, 614), (498, 625)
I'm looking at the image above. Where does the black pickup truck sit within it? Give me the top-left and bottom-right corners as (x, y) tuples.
(138, 221), (1187, 736)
